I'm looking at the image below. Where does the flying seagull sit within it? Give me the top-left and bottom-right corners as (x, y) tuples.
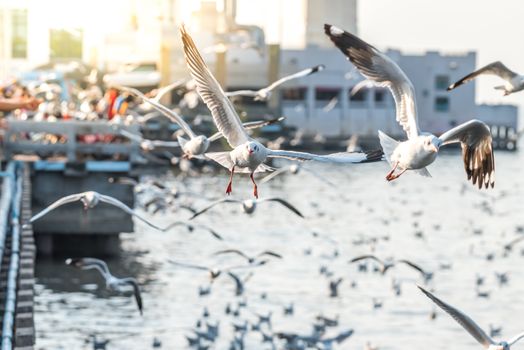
(189, 198), (304, 219)
(418, 286), (524, 350)
(181, 25), (383, 198)
(66, 258), (143, 315)
(225, 64), (325, 101)
(325, 24), (495, 189)
(213, 249), (282, 264)
(120, 85), (284, 159)
(349, 255), (432, 280)
(162, 220), (223, 240)
(169, 259), (267, 281)
(28, 191), (164, 231)
(447, 61), (524, 96)
(119, 129), (180, 151)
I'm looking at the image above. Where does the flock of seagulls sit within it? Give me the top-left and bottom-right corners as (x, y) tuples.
(29, 22), (524, 350)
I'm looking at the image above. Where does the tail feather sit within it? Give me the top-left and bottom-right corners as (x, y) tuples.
(377, 131), (399, 166)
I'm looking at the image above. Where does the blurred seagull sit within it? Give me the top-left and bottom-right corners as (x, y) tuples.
(213, 249), (282, 264)
(189, 198), (304, 219)
(181, 25), (383, 198)
(447, 61), (524, 96)
(28, 191), (164, 231)
(325, 24), (495, 189)
(418, 286), (524, 350)
(120, 85), (283, 159)
(119, 129), (180, 151)
(66, 258), (143, 315)
(169, 259), (267, 281)
(225, 64), (325, 101)
(349, 255), (432, 280)
(162, 220), (223, 240)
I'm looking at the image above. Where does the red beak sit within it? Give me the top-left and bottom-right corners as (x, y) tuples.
(248, 150), (253, 154)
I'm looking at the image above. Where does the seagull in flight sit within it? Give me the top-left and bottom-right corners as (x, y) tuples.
(418, 286), (524, 350)
(225, 64), (325, 101)
(28, 191), (164, 231)
(66, 258), (143, 315)
(349, 255), (432, 280)
(120, 85), (284, 159)
(181, 25), (383, 198)
(169, 259), (267, 281)
(189, 198), (304, 219)
(163, 220), (223, 240)
(213, 249), (282, 264)
(325, 24), (495, 189)
(447, 61), (524, 96)
(118, 129), (180, 151)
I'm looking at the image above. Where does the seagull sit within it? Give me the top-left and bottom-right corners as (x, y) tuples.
(169, 259), (266, 282)
(66, 258), (143, 315)
(118, 129), (180, 151)
(325, 24), (495, 189)
(189, 198), (304, 219)
(212, 249), (282, 264)
(447, 61), (524, 96)
(260, 163), (337, 188)
(349, 255), (432, 280)
(225, 64), (325, 101)
(418, 286), (524, 350)
(162, 221), (223, 240)
(27, 191), (164, 230)
(119, 85), (284, 159)
(181, 25), (383, 198)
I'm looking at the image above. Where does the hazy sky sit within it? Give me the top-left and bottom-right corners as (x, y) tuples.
(237, 0), (524, 118)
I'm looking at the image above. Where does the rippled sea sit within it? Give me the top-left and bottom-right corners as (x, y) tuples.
(34, 150), (524, 349)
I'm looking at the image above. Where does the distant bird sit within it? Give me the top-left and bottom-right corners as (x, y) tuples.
(226, 272), (253, 296)
(213, 249), (282, 264)
(225, 64), (325, 101)
(349, 255), (432, 280)
(120, 85), (283, 159)
(329, 277), (343, 298)
(118, 129), (180, 151)
(28, 191), (164, 231)
(162, 221), (223, 240)
(66, 258), (143, 315)
(181, 25), (383, 198)
(260, 163), (337, 188)
(189, 198), (304, 219)
(325, 24), (495, 189)
(447, 61), (524, 96)
(419, 286), (524, 350)
(169, 259), (266, 282)
(503, 235), (524, 253)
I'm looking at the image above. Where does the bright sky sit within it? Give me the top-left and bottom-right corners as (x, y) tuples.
(237, 0), (524, 118)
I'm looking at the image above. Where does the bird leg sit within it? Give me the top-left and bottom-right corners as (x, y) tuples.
(386, 167), (407, 182)
(250, 172), (258, 199)
(226, 166), (235, 195)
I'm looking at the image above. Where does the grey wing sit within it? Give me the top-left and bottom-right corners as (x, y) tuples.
(396, 259), (428, 276)
(151, 79), (186, 103)
(257, 251), (283, 259)
(418, 286), (494, 348)
(189, 199), (241, 220)
(98, 194), (165, 231)
(267, 149), (383, 163)
(324, 24), (419, 139)
(265, 64), (325, 91)
(119, 129), (144, 143)
(168, 260), (210, 271)
(350, 79), (379, 96)
(150, 140), (180, 148)
(180, 25), (250, 147)
(119, 85), (196, 138)
(121, 278), (143, 315)
(207, 117), (285, 142)
(67, 257), (111, 279)
(349, 255), (385, 267)
(29, 193), (84, 223)
(213, 249), (249, 260)
(224, 90), (258, 97)
(191, 223), (224, 241)
(509, 332), (524, 346)
(226, 272), (244, 295)
(448, 61), (518, 90)
(260, 198), (304, 218)
(438, 120), (494, 189)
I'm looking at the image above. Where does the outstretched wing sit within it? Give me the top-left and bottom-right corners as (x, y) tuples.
(189, 199), (241, 220)
(65, 257), (111, 279)
(151, 79), (186, 103)
(265, 64), (325, 92)
(257, 251), (283, 259)
(348, 255), (385, 268)
(98, 194), (165, 231)
(438, 119), (494, 189)
(259, 198), (304, 218)
(325, 24), (419, 139)
(207, 117), (285, 142)
(224, 90), (258, 97)
(418, 286), (494, 348)
(214, 249), (250, 261)
(29, 193), (85, 223)
(180, 25), (250, 147)
(396, 259), (429, 277)
(121, 277), (143, 315)
(267, 149), (383, 163)
(448, 61), (518, 91)
(509, 332), (524, 346)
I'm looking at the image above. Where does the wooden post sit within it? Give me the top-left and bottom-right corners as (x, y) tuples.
(267, 44), (280, 111)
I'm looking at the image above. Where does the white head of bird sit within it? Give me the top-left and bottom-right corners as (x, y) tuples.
(81, 191), (99, 209)
(242, 199), (257, 214)
(186, 135), (210, 155)
(289, 163), (300, 174)
(416, 134), (441, 157)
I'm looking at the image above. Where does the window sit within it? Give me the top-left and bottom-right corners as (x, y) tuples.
(375, 89), (386, 103)
(349, 88), (366, 102)
(11, 9), (28, 58)
(315, 88), (340, 101)
(50, 28), (83, 59)
(282, 87), (307, 101)
(434, 97), (449, 112)
(435, 75), (449, 90)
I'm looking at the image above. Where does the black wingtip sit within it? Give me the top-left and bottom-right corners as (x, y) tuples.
(310, 64), (325, 74)
(363, 149), (384, 163)
(446, 84), (455, 91)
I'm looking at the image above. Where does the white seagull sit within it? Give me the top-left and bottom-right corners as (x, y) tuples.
(181, 25), (383, 198)
(447, 61), (524, 96)
(120, 85), (284, 159)
(28, 191), (164, 231)
(225, 64), (325, 101)
(325, 24), (495, 189)
(66, 258), (143, 315)
(418, 286), (524, 350)
(189, 198), (304, 219)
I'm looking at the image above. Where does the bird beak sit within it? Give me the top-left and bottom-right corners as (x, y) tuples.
(431, 145), (438, 153)
(248, 149), (254, 155)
